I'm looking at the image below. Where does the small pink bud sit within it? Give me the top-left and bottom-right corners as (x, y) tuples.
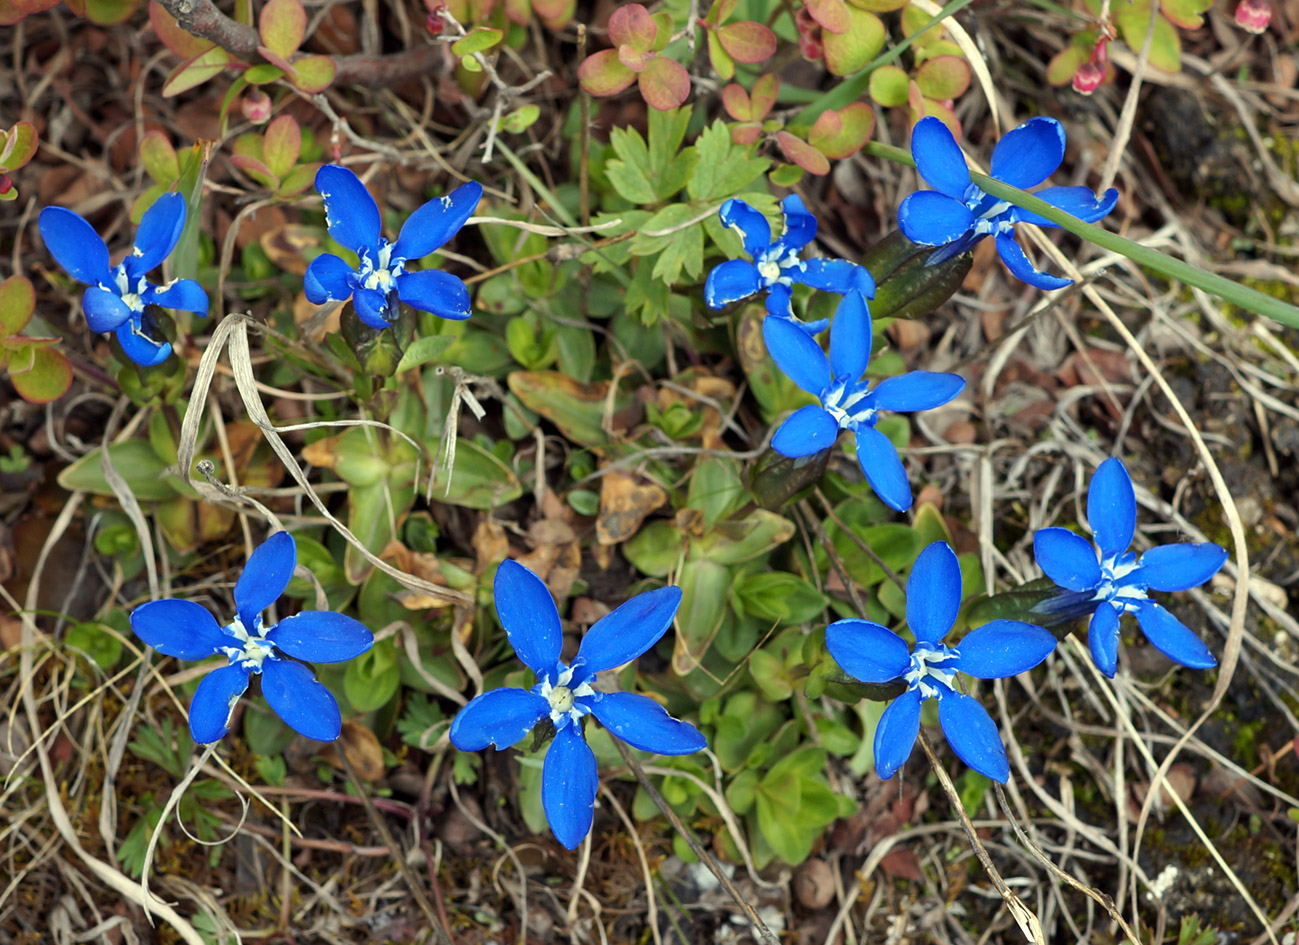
(0, 175), (11, 195)
(1234, 0), (1270, 33)
(241, 88), (272, 124)
(794, 7), (824, 61)
(426, 4), (445, 34)
(1072, 38), (1109, 95)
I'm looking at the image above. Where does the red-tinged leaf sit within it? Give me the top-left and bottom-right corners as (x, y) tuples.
(721, 83), (752, 120)
(750, 73), (778, 118)
(162, 46), (232, 97)
(717, 21), (775, 63)
(608, 3), (657, 51)
(915, 55), (970, 100)
(232, 130), (264, 162)
(85, 0), (135, 25)
(809, 102), (874, 158)
(263, 114), (301, 179)
(846, 0), (907, 10)
(730, 121), (762, 145)
(809, 109), (842, 142)
(637, 56), (690, 110)
(230, 153), (279, 189)
(910, 84), (961, 138)
(6, 342), (35, 374)
(290, 55), (335, 92)
(619, 44), (652, 72)
(650, 11), (674, 50)
(824, 7), (885, 75)
(900, 1), (934, 37)
(707, 29), (735, 80)
(277, 162), (319, 198)
(868, 63), (909, 106)
(0, 121), (37, 172)
(1045, 35), (1094, 85)
(64, 0), (84, 13)
(0, 275), (35, 336)
(0, 0), (59, 26)
(259, 0), (306, 59)
(130, 184), (168, 224)
(532, 0), (573, 27)
(776, 131), (830, 175)
(11, 345), (73, 404)
(138, 130), (180, 183)
(711, 0), (738, 23)
(503, 0), (528, 25)
(805, 0), (850, 33)
(148, 1), (212, 57)
(1160, 0), (1212, 30)
(578, 48), (636, 97)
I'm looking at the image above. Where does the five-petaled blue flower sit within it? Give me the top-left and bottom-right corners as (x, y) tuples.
(764, 290), (964, 512)
(826, 541), (1057, 783)
(1033, 457), (1226, 678)
(898, 116), (1119, 291)
(130, 531), (373, 744)
(38, 193), (209, 367)
(705, 195), (875, 329)
(449, 560), (705, 850)
(305, 165), (483, 330)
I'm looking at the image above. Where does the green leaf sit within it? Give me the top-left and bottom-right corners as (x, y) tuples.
(688, 119), (769, 202)
(344, 639), (400, 712)
(396, 334), (455, 373)
(605, 125), (658, 205)
(808, 103), (875, 160)
(623, 520), (684, 577)
(734, 571), (827, 624)
(915, 55), (971, 100)
(1115, 5), (1180, 73)
(10, 345), (72, 403)
(776, 132), (830, 176)
(508, 371), (630, 450)
(696, 509), (795, 565)
(65, 621), (123, 671)
(686, 455), (744, 527)
(57, 440), (184, 501)
(431, 438), (524, 509)
(162, 46), (232, 97)
(289, 54), (336, 93)
(869, 64), (910, 107)
(823, 7), (885, 76)
(499, 104), (541, 134)
(672, 557), (732, 675)
(578, 48), (637, 97)
(138, 130), (180, 184)
(0, 121), (38, 172)
(259, 0), (305, 59)
(768, 163), (804, 187)
(0, 274), (34, 335)
(825, 516), (920, 588)
(262, 114), (301, 180)
(748, 649), (793, 700)
(452, 26), (503, 55)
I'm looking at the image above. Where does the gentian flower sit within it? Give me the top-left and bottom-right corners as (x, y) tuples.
(38, 193), (209, 367)
(1033, 457), (1227, 678)
(305, 165), (482, 330)
(130, 532), (373, 744)
(826, 541), (1057, 783)
(763, 290), (964, 512)
(449, 560), (705, 849)
(705, 195), (875, 329)
(898, 116), (1119, 291)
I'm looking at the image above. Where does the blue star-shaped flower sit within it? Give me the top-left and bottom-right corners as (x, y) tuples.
(826, 541), (1058, 783)
(763, 290), (965, 512)
(449, 560), (705, 850)
(305, 165), (483, 330)
(38, 193), (209, 366)
(1033, 457), (1227, 678)
(130, 531), (374, 744)
(898, 116), (1119, 291)
(705, 195), (875, 329)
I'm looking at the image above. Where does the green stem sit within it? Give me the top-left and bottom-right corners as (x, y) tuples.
(866, 141), (1299, 329)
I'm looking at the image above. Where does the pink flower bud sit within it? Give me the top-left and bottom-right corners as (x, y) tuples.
(1235, 0), (1270, 33)
(241, 88), (272, 124)
(1072, 38), (1109, 95)
(426, 2), (446, 33)
(0, 175), (11, 195)
(794, 7), (824, 61)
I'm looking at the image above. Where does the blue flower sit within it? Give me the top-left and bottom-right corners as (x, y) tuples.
(130, 532), (373, 744)
(898, 116), (1119, 291)
(1033, 457), (1227, 678)
(705, 195), (875, 329)
(449, 560), (705, 850)
(825, 541), (1058, 783)
(305, 166), (482, 330)
(37, 193), (209, 366)
(763, 290), (964, 512)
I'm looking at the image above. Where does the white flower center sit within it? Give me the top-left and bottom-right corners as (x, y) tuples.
(113, 266), (148, 313)
(222, 616), (275, 670)
(904, 643), (959, 699)
(359, 241), (405, 294)
(536, 665), (596, 725)
(822, 378), (876, 429)
(1092, 554), (1146, 610)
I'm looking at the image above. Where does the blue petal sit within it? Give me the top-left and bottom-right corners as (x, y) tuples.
(396, 269), (472, 321)
(995, 233), (1072, 291)
(353, 288), (393, 328)
(543, 723), (598, 849)
(83, 285), (133, 333)
(130, 599), (227, 660)
(1087, 601), (1122, 677)
(147, 279), (209, 315)
(392, 180), (483, 261)
(718, 198), (772, 258)
(315, 165), (382, 256)
(704, 258), (761, 309)
(449, 687), (549, 750)
(304, 253), (356, 303)
(1135, 543), (1227, 592)
(494, 559), (563, 680)
(772, 405), (840, 458)
(829, 290), (872, 380)
(1014, 186), (1119, 228)
(1132, 600), (1216, 670)
(824, 618), (911, 683)
(953, 619), (1057, 678)
(874, 687), (922, 780)
(797, 259), (865, 293)
(764, 282), (794, 319)
(188, 663), (251, 744)
(126, 192), (186, 278)
(773, 194), (817, 253)
(899, 191), (976, 247)
(572, 585), (682, 682)
(589, 691), (705, 755)
(854, 424), (912, 512)
(266, 611), (374, 663)
(907, 541), (962, 644)
(261, 658), (342, 741)
(116, 321), (172, 367)
(938, 691), (1009, 783)
(1033, 527), (1101, 592)
(234, 531), (297, 628)
(990, 117), (1065, 189)
(909, 117), (971, 199)
(1087, 458), (1136, 560)
(39, 207), (110, 284)
(870, 371), (965, 413)
(763, 316), (830, 396)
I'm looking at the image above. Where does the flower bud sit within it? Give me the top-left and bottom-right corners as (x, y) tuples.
(0, 175), (11, 195)
(241, 88), (272, 124)
(1235, 0), (1270, 33)
(425, 2), (446, 34)
(1072, 38), (1108, 95)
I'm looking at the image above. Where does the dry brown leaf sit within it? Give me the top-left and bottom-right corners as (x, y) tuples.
(595, 469), (668, 546)
(321, 721), (385, 781)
